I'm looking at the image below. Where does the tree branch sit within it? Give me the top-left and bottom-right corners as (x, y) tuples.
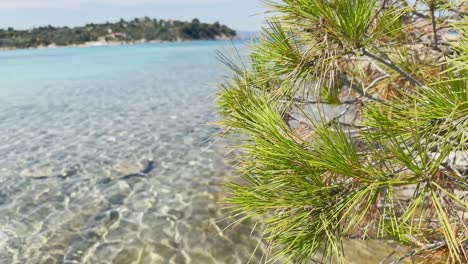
(361, 49), (425, 87)
(326, 105), (353, 127)
(365, 75), (390, 90)
(338, 74), (387, 104)
(280, 97), (358, 105)
(430, 2), (440, 50)
(389, 241), (446, 264)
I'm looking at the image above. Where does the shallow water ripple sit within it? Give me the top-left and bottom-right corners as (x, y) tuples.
(0, 42), (264, 264)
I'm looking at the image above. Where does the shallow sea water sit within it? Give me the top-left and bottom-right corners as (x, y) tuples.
(0, 41), (265, 264)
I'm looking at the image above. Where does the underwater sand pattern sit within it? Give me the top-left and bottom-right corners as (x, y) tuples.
(0, 42), (264, 264)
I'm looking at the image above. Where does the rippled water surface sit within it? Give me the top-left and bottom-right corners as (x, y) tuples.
(0, 41), (264, 263)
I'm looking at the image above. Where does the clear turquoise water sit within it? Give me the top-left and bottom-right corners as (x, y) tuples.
(0, 41), (264, 263)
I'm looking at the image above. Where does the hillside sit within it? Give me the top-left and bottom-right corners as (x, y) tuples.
(0, 17), (237, 49)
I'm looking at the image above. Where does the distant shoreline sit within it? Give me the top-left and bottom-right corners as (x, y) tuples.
(0, 37), (240, 52)
(0, 17), (238, 52)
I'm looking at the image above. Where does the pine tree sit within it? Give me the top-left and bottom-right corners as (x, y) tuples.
(217, 1), (467, 263)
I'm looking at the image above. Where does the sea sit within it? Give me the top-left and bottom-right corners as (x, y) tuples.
(0, 40), (404, 264)
(0, 41), (265, 263)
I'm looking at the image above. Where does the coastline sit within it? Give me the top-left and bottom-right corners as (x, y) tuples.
(0, 36), (239, 52)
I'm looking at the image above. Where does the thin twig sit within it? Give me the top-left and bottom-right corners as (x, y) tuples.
(338, 74), (387, 104)
(430, 2), (440, 50)
(379, 245), (401, 264)
(361, 49), (425, 87)
(334, 105), (352, 121)
(365, 75), (390, 91)
(389, 241), (446, 264)
(285, 112), (314, 129)
(326, 105), (353, 127)
(365, 0), (390, 33)
(280, 97), (358, 105)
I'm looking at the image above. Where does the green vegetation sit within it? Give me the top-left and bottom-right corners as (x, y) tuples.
(217, 0), (467, 263)
(0, 17), (236, 49)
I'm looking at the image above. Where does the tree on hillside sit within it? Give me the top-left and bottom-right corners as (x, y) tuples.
(183, 19), (202, 39)
(217, 0), (467, 263)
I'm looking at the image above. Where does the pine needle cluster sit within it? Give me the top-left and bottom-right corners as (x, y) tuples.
(217, 1), (467, 263)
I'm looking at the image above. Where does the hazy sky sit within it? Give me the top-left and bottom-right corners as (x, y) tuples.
(0, 0), (265, 31)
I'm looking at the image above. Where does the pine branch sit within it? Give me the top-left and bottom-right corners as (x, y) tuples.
(430, 2), (440, 51)
(361, 49), (425, 87)
(389, 241), (447, 264)
(338, 74), (387, 104)
(281, 97), (358, 105)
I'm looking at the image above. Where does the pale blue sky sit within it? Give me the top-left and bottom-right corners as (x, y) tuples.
(0, 0), (265, 31)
